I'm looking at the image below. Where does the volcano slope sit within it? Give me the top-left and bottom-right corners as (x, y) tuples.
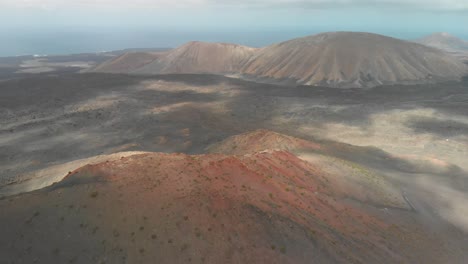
(241, 32), (468, 87)
(1, 130), (466, 264)
(92, 32), (468, 88)
(92, 41), (257, 75)
(91, 52), (163, 74)
(416, 32), (468, 53)
(136, 42), (258, 75)
(415, 32), (468, 64)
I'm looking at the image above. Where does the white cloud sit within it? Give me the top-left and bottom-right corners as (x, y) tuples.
(0, 0), (467, 11)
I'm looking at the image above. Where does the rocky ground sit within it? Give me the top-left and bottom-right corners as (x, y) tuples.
(1, 130), (467, 263)
(1, 71), (468, 263)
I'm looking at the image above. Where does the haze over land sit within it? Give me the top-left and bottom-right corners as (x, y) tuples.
(415, 32), (468, 63)
(1, 0), (468, 56)
(416, 32), (468, 52)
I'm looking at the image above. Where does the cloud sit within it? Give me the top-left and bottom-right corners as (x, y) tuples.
(1, 0), (467, 11)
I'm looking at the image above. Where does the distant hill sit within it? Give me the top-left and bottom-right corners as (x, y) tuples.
(92, 32), (468, 88)
(94, 42), (257, 75)
(135, 41), (258, 74)
(241, 32), (468, 87)
(91, 52), (163, 73)
(416, 32), (468, 53)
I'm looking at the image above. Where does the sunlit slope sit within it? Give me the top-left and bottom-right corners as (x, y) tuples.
(92, 52), (163, 73)
(416, 32), (468, 53)
(241, 32), (468, 87)
(92, 32), (468, 87)
(134, 42), (258, 74)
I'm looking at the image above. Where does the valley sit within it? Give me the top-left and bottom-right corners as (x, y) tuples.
(1, 31), (468, 263)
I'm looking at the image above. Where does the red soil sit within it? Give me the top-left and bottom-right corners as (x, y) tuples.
(207, 129), (322, 155)
(0, 130), (450, 263)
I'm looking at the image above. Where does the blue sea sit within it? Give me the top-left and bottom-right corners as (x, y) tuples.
(0, 29), (314, 57)
(2, 29), (467, 57)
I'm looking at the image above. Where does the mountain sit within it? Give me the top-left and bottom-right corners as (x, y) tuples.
(134, 41), (257, 74)
(91, 52), (163, 73)
(241, 32), (468, 87)
(1, 129), (452, 264)
(92, 32), (468, 88)
(94, 41), (257, 75)
(206, 129), (322, 155)
(416, 32), (468, 53)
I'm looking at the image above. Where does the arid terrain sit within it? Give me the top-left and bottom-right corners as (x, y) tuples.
(93, 32), (468, 88)
(2, 130), (467, 264)
(415, 32), (468, 64)
(416, 32), (468, 53)
(1, 32), (468, 263)
(0, 48), (169, 80)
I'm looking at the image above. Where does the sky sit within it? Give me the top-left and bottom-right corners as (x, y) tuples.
(0, 0), (467, 56)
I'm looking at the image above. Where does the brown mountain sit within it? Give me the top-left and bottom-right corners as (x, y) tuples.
(416, 32), (468, 53)
(91, 52), (163, 73)
(94, 41), (257, 75)
(135, 41), (257, 74)
(206, 129), (322, 155)
(92, 32), (468, 88)
(241, 32), (468, 87)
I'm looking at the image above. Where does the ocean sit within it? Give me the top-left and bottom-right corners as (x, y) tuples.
(2, 29), (467, 57)
(0, 30), (314, 57)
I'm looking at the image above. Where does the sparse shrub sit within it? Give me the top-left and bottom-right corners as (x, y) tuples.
(181, 243), (189, 251)
(280, 246), (286, 254)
